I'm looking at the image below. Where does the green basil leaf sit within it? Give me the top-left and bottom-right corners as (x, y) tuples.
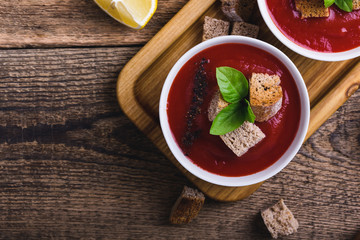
(210, 101), (245, 135)
(244, 99), (256, 123)
(216, 67), (248, 103)
(335, 0), (353, 12)
(324, 0), (335, 7)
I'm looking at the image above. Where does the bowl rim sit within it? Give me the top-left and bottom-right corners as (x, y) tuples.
(159, 36), (310, 187)
(257, 0), (360, 62)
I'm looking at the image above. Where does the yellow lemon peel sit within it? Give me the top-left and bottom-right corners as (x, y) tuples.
(94, 0), (157, 29)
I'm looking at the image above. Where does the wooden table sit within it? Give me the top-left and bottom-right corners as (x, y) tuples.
(0, 0), (359, 239)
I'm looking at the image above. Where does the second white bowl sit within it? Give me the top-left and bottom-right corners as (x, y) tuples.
(257, 0), (360, 61)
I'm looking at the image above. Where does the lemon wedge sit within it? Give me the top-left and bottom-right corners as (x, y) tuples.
(94, 0), (157, 29)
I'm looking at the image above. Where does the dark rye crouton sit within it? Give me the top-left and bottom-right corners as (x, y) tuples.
(231, 22), (259, 38)
(261, 199), (299, 239)
(354, 0), (360, 10)
(249, 73), (283, 122)
(221, 0), (255, 22)
(202, 16), (230, 42)
(208, 91), (265, 157)
(295, 0), (330, 18)
(169, 186), (205, 224)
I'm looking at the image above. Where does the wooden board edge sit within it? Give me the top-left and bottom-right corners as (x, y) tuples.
(306, 61), (360, 140)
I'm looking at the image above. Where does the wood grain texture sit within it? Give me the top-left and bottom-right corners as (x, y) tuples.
(0, 47), (358, 239)
(0, 47), (138, 127)
(0, 0), (188, 48)
(0, 0), (359, 238)
(117, 0), (360, 201)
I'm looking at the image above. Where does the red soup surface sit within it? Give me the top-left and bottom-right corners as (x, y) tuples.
(167, 43), (301, 177)
(266, 0), (360, 52)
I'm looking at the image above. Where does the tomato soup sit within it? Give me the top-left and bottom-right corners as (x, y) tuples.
(266, 0), (360, 53)
(166, 43), (301, 177)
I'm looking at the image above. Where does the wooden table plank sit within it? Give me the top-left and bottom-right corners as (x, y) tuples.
(0, 47), (359, 239)
(0, 47), (138, 127)
(0, 0), (188, 48)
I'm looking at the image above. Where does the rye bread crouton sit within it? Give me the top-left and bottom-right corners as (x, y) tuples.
(221, 121), (266, 157)
(231, 22), (259, 38)
(295, 0), (330, 18)
(208, 91), (229, 122)
(169, 186), (205, 224)
(208, 91), (265, 157)
(354, 0), (360, 10)
(261, 199), (299, 239)
(221, 0), (255, 22)
(249, 73), (283, 122)
(202, 16), (230, 42)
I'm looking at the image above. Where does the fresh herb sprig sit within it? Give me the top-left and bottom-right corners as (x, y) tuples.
(325, 0), (353, 12)
(210, 67), (255, 136)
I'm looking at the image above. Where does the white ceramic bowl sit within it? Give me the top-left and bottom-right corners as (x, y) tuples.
(257, 0), (360, 61)
(159, 36), (310, 187)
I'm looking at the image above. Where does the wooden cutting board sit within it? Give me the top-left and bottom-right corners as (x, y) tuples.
(116, 0), (360, 201)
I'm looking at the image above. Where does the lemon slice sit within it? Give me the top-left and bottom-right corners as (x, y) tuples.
(94, 0), (157, 29)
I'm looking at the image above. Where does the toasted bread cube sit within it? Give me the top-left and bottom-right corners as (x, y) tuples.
(231, 22), (259, 38)
(221, 121), (266, 157)
(170, 186), (205, 224)
(208, 91), (229, 122)
(208, 91), (265, 157)
(261, 199), (299, 239)
(221, 0), (255, 22)
(354, 0), (360, 10)
(249, 73), (283, 122)
(295, 0), (330, 19)
(202, 16), (230, 42)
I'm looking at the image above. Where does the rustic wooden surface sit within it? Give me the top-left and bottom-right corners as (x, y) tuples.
(0, 0), (359, 239)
